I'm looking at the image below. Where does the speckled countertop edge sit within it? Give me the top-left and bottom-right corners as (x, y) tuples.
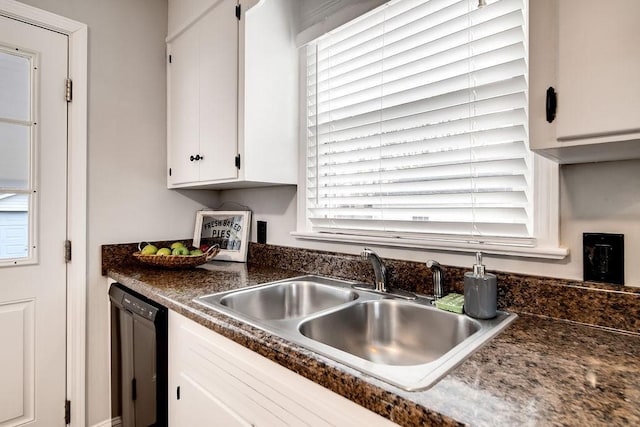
(104, 243), (640, 426)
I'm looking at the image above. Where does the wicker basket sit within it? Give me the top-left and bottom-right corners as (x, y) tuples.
(133, 244), (220, 269)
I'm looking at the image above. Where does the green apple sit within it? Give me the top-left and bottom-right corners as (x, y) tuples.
(140, 244), (158, 255)
(172, 246), (190, 256)
(189, 248), (203, 256)
(170, 242), (186, 250)
(156, 247), (172, 256)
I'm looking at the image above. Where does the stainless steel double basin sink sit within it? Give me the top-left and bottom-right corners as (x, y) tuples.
(195, 275), (516, 391)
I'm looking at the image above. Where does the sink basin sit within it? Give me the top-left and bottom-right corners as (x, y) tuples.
(194, 275), (516, 391)
(217, 280), (358, 320)
(299, 300), (480, 366)
(197, 276), (359, 321)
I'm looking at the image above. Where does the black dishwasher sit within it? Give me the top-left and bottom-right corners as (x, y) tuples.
(109, 283), (167, 427)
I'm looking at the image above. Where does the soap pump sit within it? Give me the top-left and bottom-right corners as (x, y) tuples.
(464, 251), (497, 319)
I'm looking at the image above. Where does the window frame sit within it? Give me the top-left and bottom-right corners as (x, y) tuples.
(294, 0), (567, 260)
(0, 45), (38, 267)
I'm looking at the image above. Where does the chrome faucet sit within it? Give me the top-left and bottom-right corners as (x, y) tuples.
(361, 248), (387, 293)
(426, 260), (445, 300)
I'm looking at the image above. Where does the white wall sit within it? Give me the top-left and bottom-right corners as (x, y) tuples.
(17, 0), (219, 425)
(219, 159), (640, 286)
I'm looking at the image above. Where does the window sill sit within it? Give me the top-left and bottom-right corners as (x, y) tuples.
(291, 231), (569, 260)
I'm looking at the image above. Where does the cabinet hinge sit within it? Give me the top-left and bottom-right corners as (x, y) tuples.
(64, 240), (72, 263)
(235, 4), (241, 20)
(169, 54), (172, 64)
(169, 167), (172, 177)
(65, 78), (72, 102)
(65, 400), (71, 424)
(235, 154), (241, 170)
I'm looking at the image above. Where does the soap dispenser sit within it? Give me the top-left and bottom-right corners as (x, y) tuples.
(464, 252), (497, 319)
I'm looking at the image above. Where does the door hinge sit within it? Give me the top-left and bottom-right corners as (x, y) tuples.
(65, 78), (72, 102)
(64, 240), (72, 263)
(65, 400), (71, 424)
(235, 4), (241, 20)
(235, 154), (241, 169)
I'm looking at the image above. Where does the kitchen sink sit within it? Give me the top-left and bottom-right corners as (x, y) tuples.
(299, 300), (480, 366)
(195, 275), (516, 391)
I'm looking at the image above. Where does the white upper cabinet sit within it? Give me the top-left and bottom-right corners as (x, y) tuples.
(529, 0), (640, 164)
(168, 0), (238, 185)
(167, 0), (298, 189)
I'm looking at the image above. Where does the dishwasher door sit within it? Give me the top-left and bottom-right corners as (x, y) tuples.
(110, 283), (167, 427)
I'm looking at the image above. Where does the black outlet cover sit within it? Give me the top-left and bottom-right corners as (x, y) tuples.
(257, 221), (267, 244)
(583, 233), (624, 285)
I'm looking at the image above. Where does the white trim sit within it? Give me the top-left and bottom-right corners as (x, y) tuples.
(533, 153), (561, 248)
(0, 2), (88, 426)
(90, 418), (120, 427)
(291, 231), (569, 260)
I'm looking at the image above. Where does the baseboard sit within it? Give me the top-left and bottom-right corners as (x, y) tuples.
(91, 416), (120, 427)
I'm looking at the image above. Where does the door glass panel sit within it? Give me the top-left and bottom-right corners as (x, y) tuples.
(0, 50), (30, 122)
(0, 123), (30, 189)
(0, 46), (32, 262)
(0, 193), (29, 260)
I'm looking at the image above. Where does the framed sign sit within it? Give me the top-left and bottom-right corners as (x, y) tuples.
(193, 210), (251, 262)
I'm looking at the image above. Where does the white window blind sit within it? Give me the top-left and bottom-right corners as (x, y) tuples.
(305, 0), (532, 243)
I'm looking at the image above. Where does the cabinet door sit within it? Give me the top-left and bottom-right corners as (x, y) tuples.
(168, 312), (288, 426)
(170, 373), (252, 427)
(167, 21), (200, 186)
(167, 0), (239, 187)
(556, 0), (640, 142)
(168, 311), (396, 427)
(198, 0), (239, 182)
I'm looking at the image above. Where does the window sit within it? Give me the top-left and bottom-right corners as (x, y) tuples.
(0, 47), (34, 261)
(298, 0), (562, 256)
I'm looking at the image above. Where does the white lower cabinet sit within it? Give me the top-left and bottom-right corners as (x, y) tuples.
(168, 310), (396, 426)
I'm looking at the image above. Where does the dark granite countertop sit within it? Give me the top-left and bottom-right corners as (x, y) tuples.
(105, 256), (640, 427)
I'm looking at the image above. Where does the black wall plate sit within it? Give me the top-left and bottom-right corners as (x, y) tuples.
(583, 233), (624, 285)
(257, 221), (267, 244)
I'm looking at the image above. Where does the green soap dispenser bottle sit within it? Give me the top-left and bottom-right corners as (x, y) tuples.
(464, 252), (497, 319)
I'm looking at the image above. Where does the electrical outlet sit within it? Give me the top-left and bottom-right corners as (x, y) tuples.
(257, 221), (267, 244)
(583, 233), (624, 285)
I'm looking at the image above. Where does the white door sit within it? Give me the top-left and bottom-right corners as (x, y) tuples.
(0, 15), (68, 426)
